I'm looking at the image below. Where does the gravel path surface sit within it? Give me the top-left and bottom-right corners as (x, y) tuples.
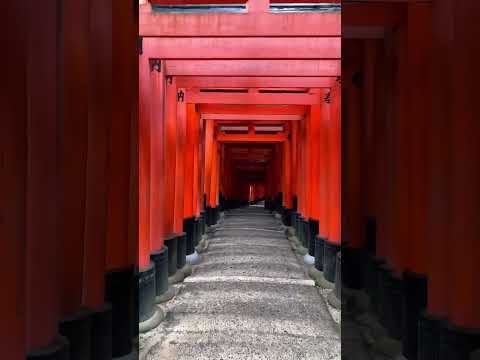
(140, 206), (341, 360)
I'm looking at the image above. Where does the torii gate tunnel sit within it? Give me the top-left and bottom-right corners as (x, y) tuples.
(3, 0), (480, 359)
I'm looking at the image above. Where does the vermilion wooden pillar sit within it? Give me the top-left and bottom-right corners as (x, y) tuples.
(390, 24), (409, 275)
(298, 116), (306, 217)
(449, 0), (480, 333)
(25, 0), (62, 354)
(343, 39), (363, 249)
(59, 0), (89, 319)
(106, 0), (136, 272)
(184, 104), (197, 219)
(405, 0), (431, 277)
(319, 94), (330, 241)
(191, 107), (201, 217)
(106, 1), (137, 357)
(328, 81), (341, 246)
(426, 0), (453, 322)
(174, 91), (187, 233)
(308, 103), (322, 222)
(291, 121), (299, 209)
(139, 54), (152, 270)
(149, 60), (166, 253)
(370, 40), (387, 259)
(2, 3), (27, 358)
(210, 139), (220, 209)
(204, 119), (215, 207)
(381, 29), (396, 273)
(164, 78), (178, 235)
(84, 0), (112, 309)
(282, 129), (293, 209)
(361, 40), (376, 222)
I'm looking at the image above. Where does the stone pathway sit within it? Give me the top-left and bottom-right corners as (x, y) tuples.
(140, 206), (341, 360)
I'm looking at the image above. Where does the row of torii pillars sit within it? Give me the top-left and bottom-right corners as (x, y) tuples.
(342, 1), (480, 359)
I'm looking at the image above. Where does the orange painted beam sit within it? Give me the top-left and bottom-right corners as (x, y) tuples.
(217, 133), (288, 143)
(143, 37), (340, 59)
(176, 76), (336, 89)
(199, 104), (307, 116)
(203, 114), (303, 121)
(140, 4), (340, 37)
(187, 91), (323, 105)
(166, 60), (340, 77)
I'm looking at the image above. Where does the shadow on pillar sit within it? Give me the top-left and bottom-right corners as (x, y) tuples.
(27, 336), (70, 360)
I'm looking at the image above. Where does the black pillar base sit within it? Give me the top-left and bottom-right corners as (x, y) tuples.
(291, 211), (298, 232)
(105, 266), (134, 357)
(214, 206), (220, 223)
(194, 218), (200, 246)
(418, 311), (444, 360)
(138, 262), (156, 323)
(59, 307), (93, 360)
(308, 219), (319, 257)
(314, 236), (325, 271)
(164, 234), (178, 276)
(176, 232), (187, 269)
(402, 271), (427, 360)
(341, 244), (364, 290)
(323, 240), (340, 283)
(183, 217), (195, 255)
(150, 247), (169, 297)
(283, 208), (292, 226)
(206, 206), (216, 226)
(297, 216), (305, 245)
(199, 211), (206, 235)
(364, 255), (385, 314)
(440, 322), (480, 360)
(27, 336), (70, 360)
(334, 252), (342, 300)
(90, 303), (112, 360)
(378, 264), (404, 339)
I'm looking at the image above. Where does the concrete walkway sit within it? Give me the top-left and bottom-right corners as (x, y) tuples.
(140, 206), (341, 360)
